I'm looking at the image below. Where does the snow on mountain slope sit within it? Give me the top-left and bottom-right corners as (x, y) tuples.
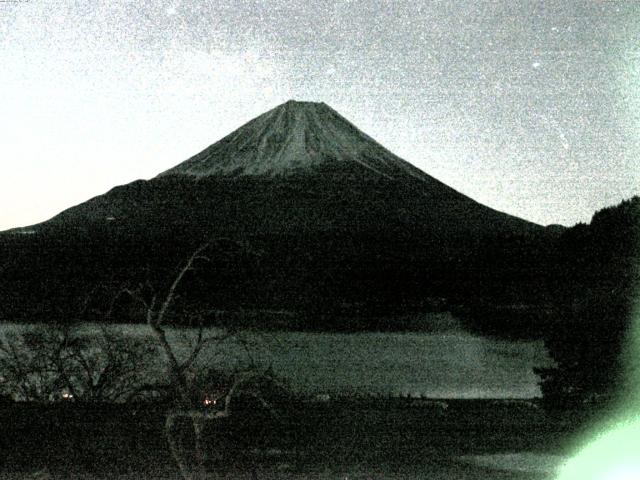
(159, 100), (427, 180)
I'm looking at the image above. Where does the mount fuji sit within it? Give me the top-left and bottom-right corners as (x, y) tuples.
(0, 100), (553, 328)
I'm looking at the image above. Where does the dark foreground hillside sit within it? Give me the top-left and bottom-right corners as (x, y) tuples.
(0, 399), (585, 479)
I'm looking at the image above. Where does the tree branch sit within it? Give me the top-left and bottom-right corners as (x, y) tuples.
(154, 243), (210, 327)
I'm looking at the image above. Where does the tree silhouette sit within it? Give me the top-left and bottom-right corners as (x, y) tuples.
(0, 324), (158, 403)
(113, 241), (288, 480)
(535, 197), (639, 410)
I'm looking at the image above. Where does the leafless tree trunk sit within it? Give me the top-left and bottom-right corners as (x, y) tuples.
(116, 242), (282, 480)
(164, 369), (283, 480)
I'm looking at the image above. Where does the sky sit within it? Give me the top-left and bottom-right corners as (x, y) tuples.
(0, 0), (638, 230)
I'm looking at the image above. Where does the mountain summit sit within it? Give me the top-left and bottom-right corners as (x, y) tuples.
(160, 100), (425, 179)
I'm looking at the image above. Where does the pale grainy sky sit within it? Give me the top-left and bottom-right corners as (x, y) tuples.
(0, 0), (638, 230)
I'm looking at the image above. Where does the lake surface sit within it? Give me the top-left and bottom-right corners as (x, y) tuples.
(0, 313), (552, 398)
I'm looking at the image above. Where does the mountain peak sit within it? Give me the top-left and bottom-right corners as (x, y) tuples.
(283, 99), (325, 106)
(158, 101), (426, 179)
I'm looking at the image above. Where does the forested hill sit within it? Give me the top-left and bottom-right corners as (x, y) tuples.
(534, 196), (639, 408)
(447, 196), (639, 340)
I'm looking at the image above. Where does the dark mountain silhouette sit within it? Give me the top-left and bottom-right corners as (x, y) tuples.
(20, 101), (538, 236)
(0, 100), (558, 328)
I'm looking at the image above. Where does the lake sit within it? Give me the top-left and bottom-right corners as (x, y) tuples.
(0, 312), (552, 399)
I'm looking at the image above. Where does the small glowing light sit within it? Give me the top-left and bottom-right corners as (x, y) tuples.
(203, 396), (216, 407)
(61, 392), (73, 400)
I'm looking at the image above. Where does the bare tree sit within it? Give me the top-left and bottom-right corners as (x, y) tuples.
(0, 324), (158, 403)
(0, 327), (58, 401)
(113, 243), (286, 480)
